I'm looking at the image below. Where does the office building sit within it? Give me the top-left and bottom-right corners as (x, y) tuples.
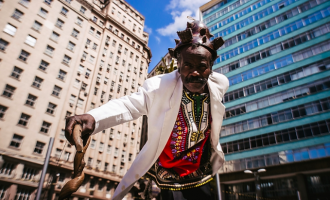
(200, 0), (330, 199)
(0, 0), (151, 199)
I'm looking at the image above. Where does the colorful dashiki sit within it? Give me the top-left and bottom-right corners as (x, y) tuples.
(147, 89), (213, 190)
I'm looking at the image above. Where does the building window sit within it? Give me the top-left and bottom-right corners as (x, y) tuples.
(86, 68), (91, 77)
(89, 55), (95, 63)
(58, 173), (65, 182)
(71, 29), (79, 38)
(112, 40), (116, 47)
(32, 21), (42, 31)
(90, 139), (96, 149)
(39, 60), (49, 71)
(114, 148), (118, 157)
(0, 105), (8, 119)
(21, 166), (37, 180)
(55, 19), (64, 28)
(92, 43), (98, 50)
(112, 165), (116, 173)
(44, 0), (53, 5)
(99, 142), (104, 152)
(46, 102), (57, 115)
(76, 17), (83, 26)
(45, 45), (54, 56)
(2, 84), (16, 98)
(117, 84), (121, 93)
(63, 55), (71, 65)
(69, 95), (76, 105)
(92, 16), (97, 23)
(61, 7), (68, 15)
(40, 121), (51, 133)
(3, 24), (17, 36)
(0, 39), (9, 51)
(18, 50), (30, 62)
(107, 145), (111, 154)
(96, 31), (101, 39)
(64, 151), (70, 161)
(39, 7), (48, 18)
(32, 76), (43, 88)
(67, 41), (75, 51)
(19, 0), (30, 7)
(52, 85), (62, 97)
(50, 31), (59, 42)
(109, 52), (113, 58)
(80, 6), (86, 14)
(77, 98), (84, 107)
(12, 9), (24, 21)
(65, 0), (72, 4)
(18, 113), (30, 126)
(57, 70), (66, 81)
(25, 94), (37, 107)
(10, 134), (23, 148)
(130, 52), (133, 58)
(25, 35), (37, 47)
(34, 141), (45, 154)
(11, 66), (23, 79)
(87, 157), (93, 167)
(89, 26), (95, 34)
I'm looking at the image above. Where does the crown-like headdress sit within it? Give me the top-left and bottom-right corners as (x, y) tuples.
(168, 17), (224, 60)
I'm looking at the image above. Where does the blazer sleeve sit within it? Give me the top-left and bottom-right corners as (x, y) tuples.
(87, 80), (154, 134)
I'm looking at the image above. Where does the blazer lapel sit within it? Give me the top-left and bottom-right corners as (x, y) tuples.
(155, 74), (183, 156)
(207, 78), (226, 148)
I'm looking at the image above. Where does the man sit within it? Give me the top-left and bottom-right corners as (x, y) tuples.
(65, 19), (228, 200)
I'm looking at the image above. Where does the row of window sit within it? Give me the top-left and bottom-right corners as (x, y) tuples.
(221, 97), (330, 137)
(86, 156), (128, 175)
(221, 120), (330, 154)
(204, 0), (250, 23)
(209, 0), (275, 32)
(211, 0), (299, 38)
(218, 0), (325, 51)
(202, 0), (237, 16)
(3, 76), (62, 97)
(215, 21), (330, 74)
(216, 6), (330, 63)
(228, 39), (330, 86)
(0, 161), (38, 182)
(225, 77), (330, 119)
(220, 143), (330, 173)
(7, 133), (46, 154)
(223, 58), (330, 103)
(0, 34), (72, 65)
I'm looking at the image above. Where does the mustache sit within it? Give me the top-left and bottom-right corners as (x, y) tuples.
(185, 76), (207, 84)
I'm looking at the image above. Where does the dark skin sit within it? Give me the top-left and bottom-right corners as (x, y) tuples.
(65, 45), (214, 144)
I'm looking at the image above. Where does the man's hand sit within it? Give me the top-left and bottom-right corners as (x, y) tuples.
(65, 114), (95, 145)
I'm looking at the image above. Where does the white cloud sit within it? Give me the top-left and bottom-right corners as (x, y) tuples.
(157, 0), (210, 38)
(155, 36), (161, 44)
(144, 25), (152, 34)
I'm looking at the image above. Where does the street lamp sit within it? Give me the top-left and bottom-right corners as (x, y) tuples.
(244, 168), (266, 200)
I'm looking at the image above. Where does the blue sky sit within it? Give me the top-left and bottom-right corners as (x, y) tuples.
(125, 0), (210, 73)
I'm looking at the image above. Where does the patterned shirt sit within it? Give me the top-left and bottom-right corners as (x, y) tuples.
(147, 89), (213, 190)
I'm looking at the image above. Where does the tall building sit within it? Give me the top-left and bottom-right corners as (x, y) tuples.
(0, 0), (151, 199)
(200, 0), (330, 199)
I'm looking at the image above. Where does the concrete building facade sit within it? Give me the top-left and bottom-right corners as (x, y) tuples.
(0, 0), (151, 199)
(200, 0), (330, 199)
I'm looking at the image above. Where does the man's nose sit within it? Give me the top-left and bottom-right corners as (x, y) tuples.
(190, 70), (200, 76)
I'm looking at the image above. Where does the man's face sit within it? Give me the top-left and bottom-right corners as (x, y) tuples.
(178, 45), (213, 93)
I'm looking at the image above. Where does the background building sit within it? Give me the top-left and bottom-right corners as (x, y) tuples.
(0, 0), (151, 199)
(200, 0), (330, 199)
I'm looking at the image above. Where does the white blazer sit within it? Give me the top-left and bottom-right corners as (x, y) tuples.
(88, 70), (229, 200)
